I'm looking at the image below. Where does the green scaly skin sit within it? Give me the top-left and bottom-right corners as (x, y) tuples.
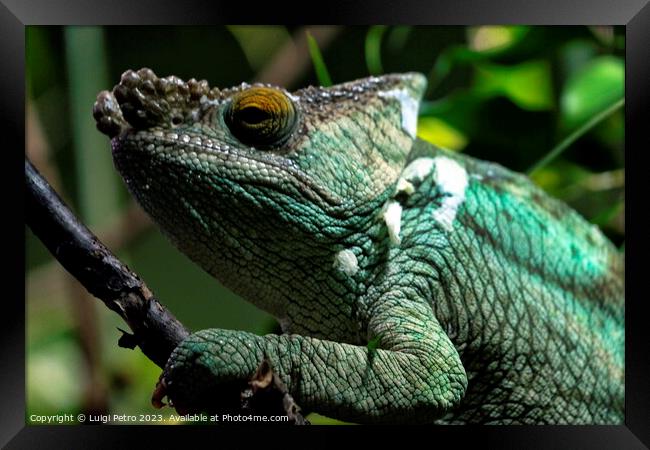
(93, 68), (624, 424)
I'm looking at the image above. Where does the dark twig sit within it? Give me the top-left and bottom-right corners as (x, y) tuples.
(25, 156), (306, 423)
(25, 157), (189, 368)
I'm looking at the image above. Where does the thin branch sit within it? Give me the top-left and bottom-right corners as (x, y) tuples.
(25, 156), (307, 423)
(25, 156), (189, 368)
(27, 202), (153, 308)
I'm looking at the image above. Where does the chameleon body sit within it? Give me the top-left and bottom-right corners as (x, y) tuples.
(93, 69), (624, 424)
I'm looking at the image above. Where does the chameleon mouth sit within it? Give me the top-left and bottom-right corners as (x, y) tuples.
(93, 68), (220, 139)
(95, 69), (345, 212)
(94, 68), (366, 214)
(113, 129), (345, 211)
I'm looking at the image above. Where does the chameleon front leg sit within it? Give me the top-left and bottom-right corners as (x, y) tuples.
(159, 292), (467, 423)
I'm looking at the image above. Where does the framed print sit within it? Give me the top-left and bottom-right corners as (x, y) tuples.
(5, 0), (649, 447)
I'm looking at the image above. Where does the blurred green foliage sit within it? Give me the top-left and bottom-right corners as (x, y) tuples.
(25, 26), (624, 425)
(307, 31), (334, 87)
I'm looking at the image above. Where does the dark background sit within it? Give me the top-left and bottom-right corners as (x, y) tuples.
(25, 25), (624, 424)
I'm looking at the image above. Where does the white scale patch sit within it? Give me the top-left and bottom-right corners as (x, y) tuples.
(430, 157), (469, 231)
(333, 249), (359, 276)
(396, 157), (436, 195)
(381, 156), (469, 245)
(378, 89), (419, 138)
(382, 200), (403, 245)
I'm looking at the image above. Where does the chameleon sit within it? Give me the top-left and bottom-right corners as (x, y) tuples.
(92, 68), (624, 424)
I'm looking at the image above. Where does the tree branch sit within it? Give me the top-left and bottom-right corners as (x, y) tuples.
(25, 156), (189, 368)
(25, 156), (307, 424)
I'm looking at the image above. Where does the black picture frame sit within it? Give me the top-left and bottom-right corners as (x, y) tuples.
(5, 0), (649, 447)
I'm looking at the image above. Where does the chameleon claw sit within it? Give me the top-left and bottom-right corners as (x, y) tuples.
(151, 376), (168, 409)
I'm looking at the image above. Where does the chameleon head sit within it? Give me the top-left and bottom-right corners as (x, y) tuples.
(93, 68), (425, 315)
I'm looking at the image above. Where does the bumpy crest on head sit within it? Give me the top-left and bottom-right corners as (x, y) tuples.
(94, 69), (427, 216)
(93, 68), (218, 138)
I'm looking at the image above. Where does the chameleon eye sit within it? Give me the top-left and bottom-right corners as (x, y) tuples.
(224, 87), (298, 148)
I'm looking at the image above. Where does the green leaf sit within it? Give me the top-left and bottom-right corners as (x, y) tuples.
(64, 27), (121, 226)
(558, 39), (598, 80)
(527, 98), (624, 175)
(419, 91), (482, 137)
(466, 26), (530, 54)
(427, 45), (485, 95)
(365, 25), (388, 76)
(227, 26), (291, 71)
(306, 31), (333, 87)
(588, 26), (616, 48)
(529, 160), (592, 195)
(28, 341), (84, 414)
(590, 200), (623, 227)
(474, 60), (554, 111)
(386, 26), (412, 53)
(26, 27), (57, 98)
(426, 26), (530, 96)
(307, 412), (353, 425)
(417, 117), (468, 151)
(560, 56), (624, 130)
